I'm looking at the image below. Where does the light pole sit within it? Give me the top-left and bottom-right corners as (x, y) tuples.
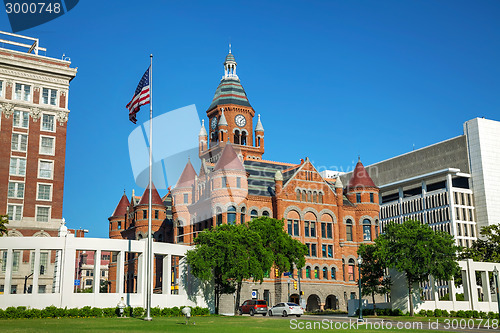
(358, 256), (363, 322)
(494, 267), (500, 316)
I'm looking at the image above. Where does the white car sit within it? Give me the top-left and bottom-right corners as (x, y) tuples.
(268, 302), (304, 317)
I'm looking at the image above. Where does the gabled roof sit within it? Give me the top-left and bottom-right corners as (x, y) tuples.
(176, 160), (197, 188)
(111, 193), (130, 217)
(138, 183), (164, 206)
(347, 160), (377, 188)
(213, 144), (245, 171)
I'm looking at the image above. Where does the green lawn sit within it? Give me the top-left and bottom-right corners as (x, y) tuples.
(0, 316), (446, 333)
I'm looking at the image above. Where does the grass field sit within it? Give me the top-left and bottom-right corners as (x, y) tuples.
(0, 316), (447, 333)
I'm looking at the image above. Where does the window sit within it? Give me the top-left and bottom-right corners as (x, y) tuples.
(323, 267), (328, 280)
(318, 193), (323, 203)
(227, 206), (236, 225)
(327, 223), (332, 239)
(42, 114), (55, 131)
(287, 220), (293, 235)
(11, 133), (28, 152)
(36, 206), (50, 222)
(8, 182), (24, 198)
(42, 88), (57, 105)
(293, 220), (299, 236)
(322, 244), (327, 257)
(321, 223), (326, 238)
(13, 110), (29, 128)
(328, 245), (333, 258)
(39, 160), (53, 179)
(311, 244), (317, 257)
(14, 83), (31, 101)
(1, 251), (7, 272)
(310, 221), (316, 237)
(304, 221), (309, 237)
(306, 266), (311, 278)
(375, 220), (379, 237)
(331, 267), (336, 280)
(118, 222), (121, 230)
(222, 176), (227, 188)
(216, 207), (222, 226)
(37, 184), (52, 200)
(0, 80), (3, 97)
(348, 259), (355, 281)
(356, 193), (361, 203)
(236, 177), (241, 188)
(296, 190), (300, 201)
(143, 210), (147, 219)
(155, 210), (159, 219)
(240, 207), (246, 224)
(346, 219), (353, 241)
(86, 279), (93, 286)
(40, 136), (55, 155)
(183, 193), (188, 204)
(363, 219), (372, 241)
(7, 204), (22, 221)
(12, 251), (20, 272)
(250, 209), (258, 219)
(262, 210), (270, 217)
(370, 193), (374, 203)
(314, 266), (319, 279)
(40, 252), (48, 275)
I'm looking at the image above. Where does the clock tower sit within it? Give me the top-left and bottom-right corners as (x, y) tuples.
(199, 49), (265, 163)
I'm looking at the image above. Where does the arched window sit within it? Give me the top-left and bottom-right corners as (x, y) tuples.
(375, 220), (379, 237)
(258, 137), (261, 146)
(323, 267), (328, 280)
(302, 190), (306, 201)
(314, 266), (320, 279)
(346, 219), (353, 241)
(262, 210), (270, 217)
(313, 192), (317, 203)
(250, 209), (258, 219)
(296, 189), (301, 201)
(240, 207), (246, 224)
(227, 206), (236, 225)
(307, 191), (312, 202)
(306, 266), (311, 279)
(331, 267), (336, 280)
(342, 259), (346, 280)
(241, 132), (247, 145)
(363, 219), (371, 241)
(216, 207), (222, 226)
(348, 259), (355, 281)
(234, 130), (240, 144)
(319, 193), (323, 203)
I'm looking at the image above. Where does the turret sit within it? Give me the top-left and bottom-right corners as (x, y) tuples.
(109, 191), (130, 239)
(274, 170), (283, 194)
(255, 114), (264, 149)
(199, 119), (208, 155)
(335, 176), (344, 207)
(218, 107), (228, 143)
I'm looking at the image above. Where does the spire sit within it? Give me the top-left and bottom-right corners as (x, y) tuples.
(214, 144), (245, 171)
(138, 183), (164, 205)
(229, 43), (231, 54)
(274, 170), (283, 182)
(335, 176), (343, 189)
(112, 192), (130, 217)
(255, 114), (264, 132)
(224, 50), (237, 79)
(175, 160), (197, 188)
(347, 159), (376, 189)
(199, 119), (207, 137)
(219, 107), (228, 126)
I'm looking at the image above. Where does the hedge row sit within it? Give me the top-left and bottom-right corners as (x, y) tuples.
(418, 309), (499, 319)
(355, 308), (404, 316)
(0, 305), (210, 320)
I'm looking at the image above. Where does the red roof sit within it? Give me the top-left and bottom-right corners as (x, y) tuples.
(175, 160), (197, 188)
(214, 144), (244, 171)
(348, 160), (376, 188)
(138, 183), (164, 206)
(111, 193), (130, 217)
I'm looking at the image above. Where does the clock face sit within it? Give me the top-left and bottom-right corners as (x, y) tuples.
(235, 114), (246, 127)
(211, 117), (218, 130)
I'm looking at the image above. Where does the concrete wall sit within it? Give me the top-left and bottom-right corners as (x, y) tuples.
(0, 235), (211, 310)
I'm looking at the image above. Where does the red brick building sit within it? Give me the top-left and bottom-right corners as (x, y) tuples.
(0, 32), (77, 237)
(109, 50), (380, 311)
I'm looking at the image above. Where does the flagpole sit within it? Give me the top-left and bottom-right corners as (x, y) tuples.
(145, 53), (153, 321)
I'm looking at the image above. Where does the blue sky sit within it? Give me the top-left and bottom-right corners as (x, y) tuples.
(1, 1), (499, 238)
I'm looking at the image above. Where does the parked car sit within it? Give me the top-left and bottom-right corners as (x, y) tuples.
(268, 302), (304, 317)
(238, 299), (268, 316)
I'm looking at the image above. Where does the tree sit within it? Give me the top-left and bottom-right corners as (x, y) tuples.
(185, 224), (271, 314)
(375, 219), (460, 316)
(357, 243), (391, 316)
(460, 224), (500, 262)
(0, 215), (8, 236)
(248, 217), (308, 274)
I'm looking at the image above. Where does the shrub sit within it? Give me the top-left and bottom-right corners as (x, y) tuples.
(124, 306), (132, 317)
(151, 307), (161, 317)
(41, 306), (59, 318)
(434, 309), (443, 317)
(455, 293), (465, 301)
(450, 310), (457, 317)
(479, 311), (488, 319)
(192, 306), (209, 316)
(5, 307), (23, 319)
(391, 309), (403, 316)
(456, 310), (467, 318)
(78, 306), (92, 318)
(90, 307), (102, 317)
(418, 310), (427, 317)
(465, 310), (473, 318)
(25, 309), (42, 319)
(441, 310), (449, 317)
(472, 310), (479, 318)
(67, 308), (79, 317)
(132, 307), (144, 318)
(170, 306), (182, 317)
(426, 310), (434, 317)
(102, 308), (116, 317)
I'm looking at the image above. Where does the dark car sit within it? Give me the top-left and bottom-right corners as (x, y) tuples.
(238, 299), (268, 316)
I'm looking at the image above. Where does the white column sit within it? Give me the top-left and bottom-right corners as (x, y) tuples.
(117, 251), (125, 294)
(466, 259), (479, 311)
(482, 270), (491, 302)
(162, 254), (170, 295)
(179, 256), (186, 295)
(4, 249), (13, 294)
(32, 249), (40, 294)
(93, 250), (101, 294)
(447, 174), (458, 240)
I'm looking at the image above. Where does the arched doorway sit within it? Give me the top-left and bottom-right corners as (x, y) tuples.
(290, 293), (299, 304)
(306, 294), (321, 311)
(325, 295), (338, 310)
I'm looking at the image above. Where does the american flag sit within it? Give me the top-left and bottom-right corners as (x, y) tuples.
(126, 67), (150, 124)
